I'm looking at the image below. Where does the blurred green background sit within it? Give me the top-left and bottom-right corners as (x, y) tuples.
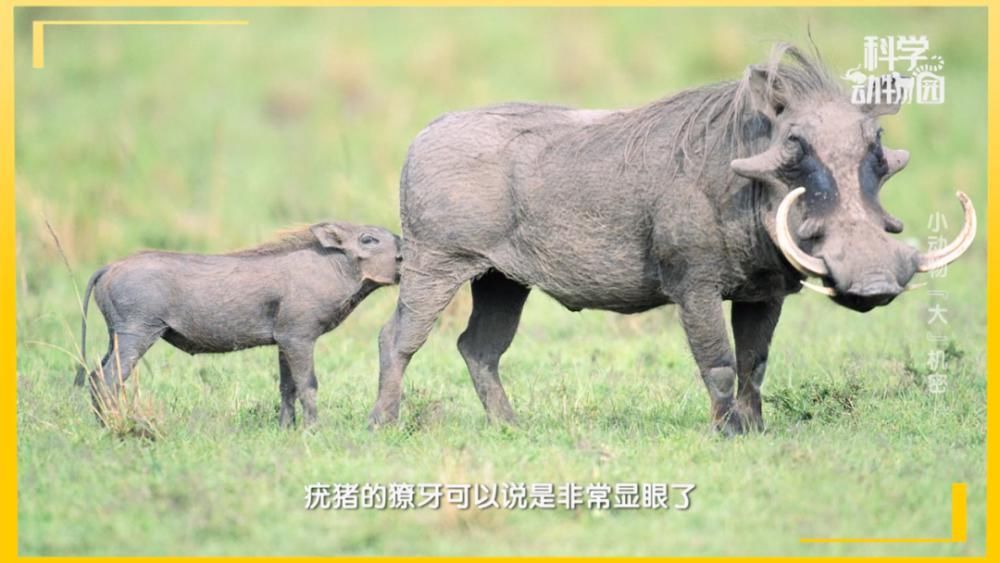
(14, 7), (986, 556)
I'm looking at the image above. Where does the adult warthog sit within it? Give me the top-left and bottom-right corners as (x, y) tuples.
(369, 43), (976, 435)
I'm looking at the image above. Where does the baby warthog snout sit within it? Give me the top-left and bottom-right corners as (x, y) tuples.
(76, 221), (402, 429)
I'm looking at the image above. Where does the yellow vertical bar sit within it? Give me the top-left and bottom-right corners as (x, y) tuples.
(31, 21), (43, 69)
(951, 483), (967, 542)
(988, 4), (998, 557)
(0, 0), (17, 552)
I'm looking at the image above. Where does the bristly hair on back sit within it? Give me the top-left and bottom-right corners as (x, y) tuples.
(225, 223), (322, 257)
(613, 42), (844, 183)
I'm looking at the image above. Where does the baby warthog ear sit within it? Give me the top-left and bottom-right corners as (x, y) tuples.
(310, 222), (349, 249)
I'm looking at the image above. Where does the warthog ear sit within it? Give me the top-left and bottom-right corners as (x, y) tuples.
(862, 99), (902, 117)
(310, 222), (349, 249)
(745, 66), (788, 121)
(861, 74), (905, 117)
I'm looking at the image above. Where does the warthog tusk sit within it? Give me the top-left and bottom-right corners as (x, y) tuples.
(916, 191), (977, 272)
(800, 280), (835, 296)
(800, 281), (925, 297)
(775, 187), (829, 277)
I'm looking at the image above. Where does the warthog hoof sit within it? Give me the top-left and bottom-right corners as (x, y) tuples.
(367, 407), (399, 431)
(714, 408), (765, 437)
(486, 409), (518, 428)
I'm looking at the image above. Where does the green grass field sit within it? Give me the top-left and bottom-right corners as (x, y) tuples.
(14, 7), (987, 556)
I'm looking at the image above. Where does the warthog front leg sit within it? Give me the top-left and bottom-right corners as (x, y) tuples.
(277, 339), (318, 428)
(731, 298), (783, 432)
(277, 352), (297, 428)
(677, 291), (743, 436)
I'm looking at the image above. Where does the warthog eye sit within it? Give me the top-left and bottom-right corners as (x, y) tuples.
(783, 134), (805, 162)
(871, 129), (889, 176)
(861, 143), (890, 195)
(872, 144), (889, 177)
(360, 234), (379, 245)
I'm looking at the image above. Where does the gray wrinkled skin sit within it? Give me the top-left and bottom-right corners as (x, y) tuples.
(370, 43), (926, 435)
(76, 222), (402, 428)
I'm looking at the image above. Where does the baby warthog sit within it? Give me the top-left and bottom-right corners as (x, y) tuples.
(74, 221), (402, 427)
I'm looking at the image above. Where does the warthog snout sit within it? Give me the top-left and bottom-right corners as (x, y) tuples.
(834, 275), (904, 312)
(773, 187), (975, 312)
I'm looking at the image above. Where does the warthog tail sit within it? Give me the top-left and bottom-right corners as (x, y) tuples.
(74, 266), (109, 386)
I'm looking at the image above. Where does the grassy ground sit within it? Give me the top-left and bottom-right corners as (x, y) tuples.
(14, 6), (987, 556)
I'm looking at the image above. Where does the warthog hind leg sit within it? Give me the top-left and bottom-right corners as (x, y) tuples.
(457, 269), (529, 425)
(368, 261), (483, 428)
(90, 325), (164, 416)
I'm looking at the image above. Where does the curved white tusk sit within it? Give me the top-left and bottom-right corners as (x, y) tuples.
(917, 191), (977, 272)
(776, 187), (829, 277)
(801, 281), (924, 297)
(800, 280), (836, 296)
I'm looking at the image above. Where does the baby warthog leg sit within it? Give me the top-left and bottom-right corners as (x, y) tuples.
(277, 340), (318, 428)
(278, 352), (297, 428)
(90, 327), (163, 417)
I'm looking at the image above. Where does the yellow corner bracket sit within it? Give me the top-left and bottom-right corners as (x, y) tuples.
(32, 20), (249, 69)
(800, 482), (967, 544)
